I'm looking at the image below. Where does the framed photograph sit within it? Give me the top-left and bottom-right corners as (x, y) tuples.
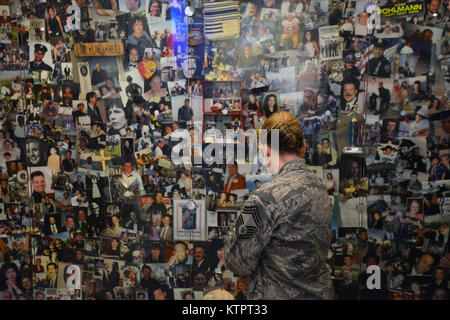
(203, 81), (242, 114)
(216, 209), (238, 227)
(173, 199), (206, 241)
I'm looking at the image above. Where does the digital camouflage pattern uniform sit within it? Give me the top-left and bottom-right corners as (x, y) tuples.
(224, 159), (333, 300)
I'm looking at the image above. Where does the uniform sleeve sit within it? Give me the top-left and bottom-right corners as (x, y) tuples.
(224, 192), (276, 276)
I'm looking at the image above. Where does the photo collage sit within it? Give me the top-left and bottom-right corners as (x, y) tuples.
(0, 0), (448, 300)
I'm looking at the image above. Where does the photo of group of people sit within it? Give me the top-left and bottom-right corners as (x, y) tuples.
(0, 0), (448, 301)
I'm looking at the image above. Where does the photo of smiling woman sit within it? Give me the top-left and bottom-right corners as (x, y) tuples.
(262, 93), (278, 119)
(148, 0), (164, 18)
(406, 198), (424, 221)
(45, 7), (64, 45)
(119, 0), (145, 13)
(101, 236), (121, 256)
(143, 72), (168, 99)
(105, 98), (133, 137)
(127, 14), (153, 48)
(0, 262), (23, 300)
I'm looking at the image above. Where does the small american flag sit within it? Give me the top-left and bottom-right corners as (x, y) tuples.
(204, 1), (240, 41)
(360, 44), (374, 75)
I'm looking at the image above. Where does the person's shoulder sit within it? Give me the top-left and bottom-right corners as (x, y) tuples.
(246, 183), (278, 212)
(271, 166), (326, 197)
(237, 173), (246, 180)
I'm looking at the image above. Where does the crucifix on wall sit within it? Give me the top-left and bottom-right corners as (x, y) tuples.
(92, 149), (111, 172)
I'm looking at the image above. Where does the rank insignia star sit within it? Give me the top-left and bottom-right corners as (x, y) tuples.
(235, 205), (261, 239)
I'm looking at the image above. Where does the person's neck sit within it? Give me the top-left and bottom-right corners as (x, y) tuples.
(275, 154), (303, 173)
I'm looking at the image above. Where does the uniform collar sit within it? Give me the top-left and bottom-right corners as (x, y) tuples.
(274, 158), (305, 177)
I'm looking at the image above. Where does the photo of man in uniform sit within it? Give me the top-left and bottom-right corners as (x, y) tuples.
(367, 39), (391, 78)
(30, 43), (53, 72)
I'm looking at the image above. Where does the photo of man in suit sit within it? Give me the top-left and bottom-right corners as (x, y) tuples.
(72, 175), (85, 193)
(86, 91), (107, 124)
(48, 87), (61, 102)
(191, 245), (209, 276)
(223, 163), (246, 193)
(91, 63), (108, 86)
(341, 77), (359, 112)
(61, 215), (77, 234)
(46, 263), (58, 288)
(159, 214), (172, 240)
(44, 214), (61, 235)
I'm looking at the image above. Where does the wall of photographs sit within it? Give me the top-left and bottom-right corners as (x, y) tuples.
(0, 0), (448, 300)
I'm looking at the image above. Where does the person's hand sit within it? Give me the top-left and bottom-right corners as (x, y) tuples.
(6, 279), (16, 290)
(167, 255), (177, 266)
(107, 9), (117, 16)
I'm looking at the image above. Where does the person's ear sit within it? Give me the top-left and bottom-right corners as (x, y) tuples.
(300, 141), (306, 158)
(263, 143), (271, 158)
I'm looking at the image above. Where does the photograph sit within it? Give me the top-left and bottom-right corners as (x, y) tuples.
(173, 200), (206, 241)
(29, 42), (54, 73)
(0, 0), (446, 302)
(406, 197), (424, 221)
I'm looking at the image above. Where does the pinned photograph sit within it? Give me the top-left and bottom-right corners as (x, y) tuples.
(173, 200), (206, 241)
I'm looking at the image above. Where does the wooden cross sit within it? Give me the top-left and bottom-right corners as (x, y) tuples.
(92, 149), (111, 172)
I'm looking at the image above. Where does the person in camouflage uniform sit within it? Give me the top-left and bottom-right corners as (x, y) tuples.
(224, 111), (333, 300)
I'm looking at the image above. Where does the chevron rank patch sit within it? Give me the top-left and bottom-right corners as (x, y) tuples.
(235, 205), (262, 240)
